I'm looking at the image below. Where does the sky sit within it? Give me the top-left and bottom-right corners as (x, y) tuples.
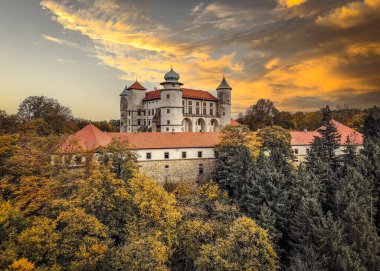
(0, 0), (379, 120)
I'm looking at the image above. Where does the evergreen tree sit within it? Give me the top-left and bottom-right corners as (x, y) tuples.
(336, 166), (380, 270)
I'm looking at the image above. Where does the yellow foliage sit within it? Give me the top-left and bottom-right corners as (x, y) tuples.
(196, 217), (279, 271)
(8, 258), (35, 271)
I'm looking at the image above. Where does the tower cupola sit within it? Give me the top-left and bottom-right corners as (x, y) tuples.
(161, 67), (183, 86)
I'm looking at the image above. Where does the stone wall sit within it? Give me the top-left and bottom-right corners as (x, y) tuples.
(138, 158), (215, 184)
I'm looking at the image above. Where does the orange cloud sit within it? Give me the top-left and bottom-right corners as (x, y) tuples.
(279, 0), (307, 8)
(316, 0), (380, 29)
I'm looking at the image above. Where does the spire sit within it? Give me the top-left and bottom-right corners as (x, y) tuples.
(217, 75), (232, 90)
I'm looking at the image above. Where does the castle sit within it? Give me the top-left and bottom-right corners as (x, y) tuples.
(55, 68), (364, 184)
(119, 68), (232, 133)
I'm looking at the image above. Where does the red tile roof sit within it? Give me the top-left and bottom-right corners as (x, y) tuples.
(58, 124), (112, 152)
(57, 120), (363, 153)
(127, 81), (146, 90)
(290, 119), (363, 145)
(230, 119), (240, 126)
(144, 88), (218, 101)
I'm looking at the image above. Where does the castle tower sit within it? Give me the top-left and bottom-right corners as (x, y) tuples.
(216, 76), (232, 127)
(159, 67), (184, 132)
(119, 80), (147, 132)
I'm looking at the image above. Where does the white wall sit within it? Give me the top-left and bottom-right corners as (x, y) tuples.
(135, 147), (215, 161)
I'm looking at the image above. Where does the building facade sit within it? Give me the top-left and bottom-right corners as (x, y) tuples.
(57, 120), (363, 184)
(120, 68), (232, 133)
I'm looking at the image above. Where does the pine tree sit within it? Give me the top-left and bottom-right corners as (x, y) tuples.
(213, 145), (255, 198)
(336, 166), (380, 270)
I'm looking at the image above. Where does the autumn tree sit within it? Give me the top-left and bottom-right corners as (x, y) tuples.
(97, 139), (138, 181)
(195, 217), (278, 271)
(17, 96), (74, 134)
(244, 99), (279, 131)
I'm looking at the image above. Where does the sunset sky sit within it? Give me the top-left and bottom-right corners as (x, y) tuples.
(1, 0), (379, 120)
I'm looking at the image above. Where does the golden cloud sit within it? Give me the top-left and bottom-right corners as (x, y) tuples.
(279, 0), (307, 8)
(40, 0), (380, 114)
(316, 0), (380, 29)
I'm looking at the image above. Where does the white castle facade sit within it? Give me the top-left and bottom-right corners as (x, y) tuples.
(119, 68), (232, 133)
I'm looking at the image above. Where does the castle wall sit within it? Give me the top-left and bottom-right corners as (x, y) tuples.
(138, 158), (215, 184)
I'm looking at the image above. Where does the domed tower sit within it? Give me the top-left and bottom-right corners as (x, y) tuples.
(159, 67), (184, 132)
(119, 80), (147, 132)
(216, 76), (232, 127)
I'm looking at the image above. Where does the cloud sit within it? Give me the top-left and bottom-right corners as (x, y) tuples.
(316, 0), (380, 29)
(279, 0), (307, 8)
(39, 0), (380, 114)
(42, 34), (79, 48)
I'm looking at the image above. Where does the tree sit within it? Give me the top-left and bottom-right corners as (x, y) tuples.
(363, 106), (380, 140)
(17, 216), (59, 268)
(17, 96), (74, 134)
(195, 217), (279, 271)
(54, 208), (110, 271)
(97, 139), (138, 181)
(257, 126), (295, 174)
(274, 111), (294, 129)
(244, 99), (279, 131)
(112, 235), (170, 271)
(335, 166), (380, 269)
(0, 110), (19, 134)
(8, 258), (35, 271)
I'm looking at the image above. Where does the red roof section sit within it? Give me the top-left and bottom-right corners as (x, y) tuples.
(108, 132), (219, 149)
(58, 120), (363, 153)
(58, 124), (112, 152)
(127, 81), (146, 90)
(144, 88), (218, 101)
(230, 119), (240, 126)
(290, 119), (363, 145)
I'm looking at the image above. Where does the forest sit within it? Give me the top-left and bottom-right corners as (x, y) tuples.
(0, 96), (379, 271)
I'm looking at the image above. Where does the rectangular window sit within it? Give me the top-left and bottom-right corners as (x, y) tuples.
(165, 165), (169, 169)
(196, 108), (200, 114)
(210, 109), (213, 115)
(137, 120), (141, 125)
(182, 151), (187, 158)
(203, 108), (206, 115)
(210, 103), (213, 107)
(189, 107), (193, 114)
(167, 109), (170, 114)
(167, 94), (170, 99)
(148, 120), (151, 125)
(198, 151), (203, 158)
(294, 148), (299, 154)
(164, 152), (169, 159)
(199, 163), (204, 175)
(166, 127), (169, 131)
(189, 101), (192, 105)
(167, 120), (170, 125)
(143, 120), (146, 125)
(137, 110), (141, 116)
(196, 102), (199, 106)
(146, 153), (151, 160)
(203, 102), (206, 106)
